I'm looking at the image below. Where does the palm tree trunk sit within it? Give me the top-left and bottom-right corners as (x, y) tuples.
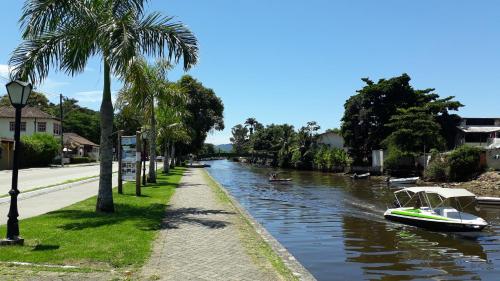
(170, 143), (176, 168)
(96, 58), (114, 213)
(163, 140), (170, 174)
(148, 101), (156, 183)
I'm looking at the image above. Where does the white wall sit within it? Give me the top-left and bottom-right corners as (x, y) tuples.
(317, 132), (344, 149)
(0, 118), (61, 138)
(486, 148), (500, 170)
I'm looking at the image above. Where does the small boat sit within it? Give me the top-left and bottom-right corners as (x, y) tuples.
(384, 186), (488, 232)
(476, 196), (500, 206)
(268, 178), (292, 182)
(388, 177), (419, 185)
(351, 172), (370, 179)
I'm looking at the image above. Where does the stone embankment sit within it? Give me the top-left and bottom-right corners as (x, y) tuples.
(424, 171), (500, 197)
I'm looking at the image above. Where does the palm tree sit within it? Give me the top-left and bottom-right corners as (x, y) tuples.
(118, 58), (175, 183)
(157, 105), (190, 173)
(244, 118), (259, 135)
(10, 0), (198, 212)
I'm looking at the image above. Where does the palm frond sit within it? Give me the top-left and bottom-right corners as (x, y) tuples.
(20, 0), (92, 38)
(9, 32), (66, 83)
(136, 12), (198, 70)
(112, 0), (147, 18)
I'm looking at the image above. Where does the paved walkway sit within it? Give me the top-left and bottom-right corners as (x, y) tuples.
(142, 168), (282, 281)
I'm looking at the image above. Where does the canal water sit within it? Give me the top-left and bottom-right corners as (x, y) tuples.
(204, 160), (500, 281)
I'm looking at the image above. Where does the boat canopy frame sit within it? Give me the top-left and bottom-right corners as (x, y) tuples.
(393, 187), (477, 220)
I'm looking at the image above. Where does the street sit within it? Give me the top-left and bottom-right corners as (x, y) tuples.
(0, 162), (162, 225)
(0, 162), (118, 195)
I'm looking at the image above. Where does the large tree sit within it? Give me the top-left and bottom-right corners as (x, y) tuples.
(10, 0), (198, 212)
(230, 124), (249, 154)
(178, 75), (224, 153)
(341, 74), (462, 164)
(383, 107), (446, 155)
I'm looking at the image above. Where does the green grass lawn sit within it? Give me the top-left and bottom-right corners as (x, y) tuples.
(0, 167), (184, 270)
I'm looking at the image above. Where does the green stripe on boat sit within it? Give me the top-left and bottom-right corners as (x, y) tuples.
(391, 210), (451, 221)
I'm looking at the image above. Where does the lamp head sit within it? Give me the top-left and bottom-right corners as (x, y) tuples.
(6, 80), (32, 108)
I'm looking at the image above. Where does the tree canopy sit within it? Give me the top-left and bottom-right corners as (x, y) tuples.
(340, 73), (462, 164)
(179, 75), (224, 153)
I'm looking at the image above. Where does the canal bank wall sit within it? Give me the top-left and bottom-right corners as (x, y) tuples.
(203, 169), (317, 281)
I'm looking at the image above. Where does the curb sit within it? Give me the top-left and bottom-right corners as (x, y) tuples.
(203, 169), (317, 281)
(0, 177), (100, 205)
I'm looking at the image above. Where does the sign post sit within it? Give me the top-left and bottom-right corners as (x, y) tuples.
(117, 130), (123, 194)
(136, 131), (142, 196)
(120, 134), (139, 196)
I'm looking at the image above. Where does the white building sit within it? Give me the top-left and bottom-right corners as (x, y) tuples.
(456, 117), (500, 148)
(0, 106), (61, 138)
(0, 106), (61, 170)
(317, 131), (344, 149)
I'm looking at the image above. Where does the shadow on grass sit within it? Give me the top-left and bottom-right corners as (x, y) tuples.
(32, 244), (60, 251)
(163, 207), (235, 229)
(52, 202), (167, 231)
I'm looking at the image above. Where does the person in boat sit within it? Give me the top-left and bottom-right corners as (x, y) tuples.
(270, 173), (277, 180)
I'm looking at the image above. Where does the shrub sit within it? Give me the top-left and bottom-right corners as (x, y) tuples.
(448, 145), (483, 181)
(384, 147), (415, 172)
(70, 157), (92, 164)
(20, 133), (60, 168)
(424, 158), (448, 181)
(314, 146), (351, 171)
(424, 150), (448, 181)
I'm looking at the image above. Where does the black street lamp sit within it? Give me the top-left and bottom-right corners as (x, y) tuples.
(1, 80), (32, 246)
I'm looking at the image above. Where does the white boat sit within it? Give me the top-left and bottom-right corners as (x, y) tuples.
(351, 172), (370, 179)
(384, 186), (488, 232)
(388, 177), (419, 185)
(476, 196), (500, 206)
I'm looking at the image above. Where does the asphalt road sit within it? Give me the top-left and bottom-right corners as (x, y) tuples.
(0, 162), (162, 225)
(0, 162), (119, 195)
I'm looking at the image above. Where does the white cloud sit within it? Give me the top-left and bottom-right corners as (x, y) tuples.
(73, 90), (118, 103)
(36, 78), (70, 96)
(0, 64), (11, 79)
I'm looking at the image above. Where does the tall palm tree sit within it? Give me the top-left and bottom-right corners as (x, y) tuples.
(10, 0), (198, 212)
(244, 118), (258, 135)
(157, 102), (190, 173)
(118, 58), (174, 183)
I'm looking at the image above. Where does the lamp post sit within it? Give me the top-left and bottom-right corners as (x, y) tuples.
(1, 80), (32, 246)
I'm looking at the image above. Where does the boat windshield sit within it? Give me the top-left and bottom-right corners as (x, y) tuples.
(394, 190), (476, 212)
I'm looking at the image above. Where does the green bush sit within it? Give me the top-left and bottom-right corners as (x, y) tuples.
(70, 157), (92, 164)
(314, 146), (351, 171)
(20, 133), (60, 168)
(448, 145), (483, 181)
(384, 148), (415, 171)
(424, 158), (448, 181)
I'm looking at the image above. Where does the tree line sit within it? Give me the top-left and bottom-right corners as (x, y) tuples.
(228, 119), (350, 171)
(227, 73), (465, 175)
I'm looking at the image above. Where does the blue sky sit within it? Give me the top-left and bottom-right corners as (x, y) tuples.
(1, 1), (499, 144)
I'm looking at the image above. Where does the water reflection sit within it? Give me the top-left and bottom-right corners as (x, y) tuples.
(204, 160), (500, 281)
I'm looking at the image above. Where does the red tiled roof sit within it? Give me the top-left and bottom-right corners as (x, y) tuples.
(63, 133), (99, 147)
(0, 106), (57, 119)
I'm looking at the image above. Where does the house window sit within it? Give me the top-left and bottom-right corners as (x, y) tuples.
(53, 123), (61, 135)
(11, 122), (26, 131)
(38, 122), (47, 132)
